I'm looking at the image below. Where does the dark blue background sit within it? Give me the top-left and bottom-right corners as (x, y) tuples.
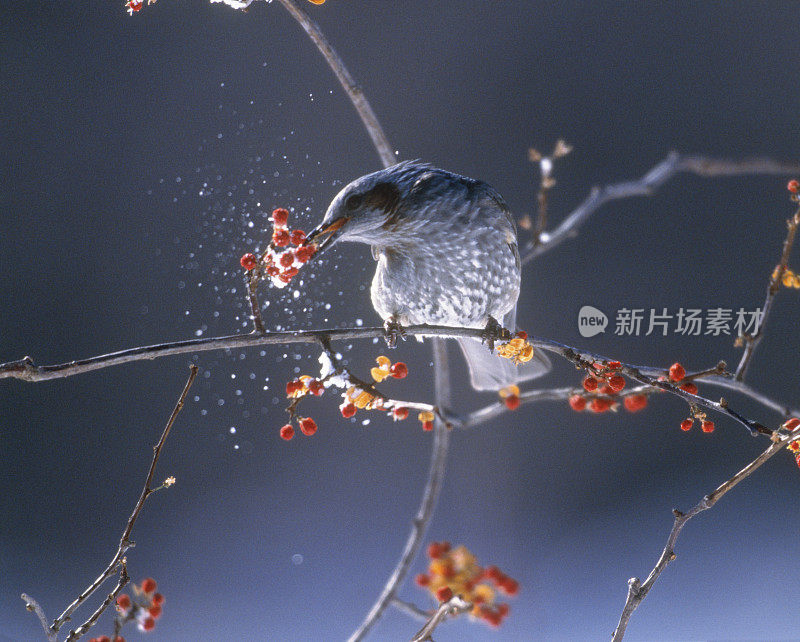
(2, 1), (799, 640)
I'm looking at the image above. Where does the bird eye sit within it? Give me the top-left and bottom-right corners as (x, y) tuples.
(345, 193), (363, 210)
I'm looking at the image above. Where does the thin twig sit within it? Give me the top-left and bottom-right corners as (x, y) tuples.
(64, 564), (129, 642)
(348, 339), (452, 642)
(274, 0), (395, 168)
(610, 425), (800, 641)
(734, 206), (800, 380)
(20, 594), (56, 642)
(522, 153), (800, 264)
(410, 595), (472, 642)
(390, 597), (431, 621)
(244, 270), (266, 334)
(47, 366), (197, 635)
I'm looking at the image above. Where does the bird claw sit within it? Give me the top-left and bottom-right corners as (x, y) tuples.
(384, 316), (407, 349)
(481, 316), (510, 352)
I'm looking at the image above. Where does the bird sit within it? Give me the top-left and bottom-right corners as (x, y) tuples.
(305, 160), (550, 390)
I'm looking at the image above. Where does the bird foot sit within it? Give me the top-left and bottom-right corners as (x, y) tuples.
(481, 316), (511, 352)
(384, 316), (407, 349)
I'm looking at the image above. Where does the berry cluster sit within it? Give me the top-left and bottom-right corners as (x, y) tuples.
(124, 0), (143, 14)
(339, 356), (409, 421)
(773, 266), (800, 289)
(280, 375), (325, 440)
(663, 362), (713, 433)
(415, 542), (517, 628)
(568, 361), (647, 414)
(88, 578), (164, 641)
(417, 410), (435, 431)
(239, 208), (317, 289)
(496, 332), (534, 365)
(788, 179), (799, 196)
(783, 418), (800, 467)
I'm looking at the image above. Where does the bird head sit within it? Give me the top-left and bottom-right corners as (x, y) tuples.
(306, 162), (426, 253)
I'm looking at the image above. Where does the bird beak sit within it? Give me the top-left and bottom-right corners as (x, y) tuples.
(305, 216), (350, 253)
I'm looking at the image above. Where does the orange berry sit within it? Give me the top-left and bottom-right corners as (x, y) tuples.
(295, 245), (317, 262)
(504, 394), (520, 410)
(515, 330), (527, 340)
(283, 266), (299, 278)
(669, 362), (686, 382)
(393, 407), (409, 420)
(307, 380), (325, 396)
(788, 180), (800, 194)
(141, 578), (157, 593)
(290, 229), (306, 245)
(279, 424), (294, 440)
(272, 208), (289, 226)
(499, 577), (519, 596)
(607, 374), (625, 393)
(435, 586), (453, 602)
(428, 542), (445, 559)
(286, 379), (303, 396)
(299, 417), (317, 436)
(607, 361), (622, 370)
(340, 403), (357, 418)
(680, 419), (693, 432)
(568, 394), (587, 411)
(623, 394), (648, 412)
(390, 362), (408, 379)
(422, 420), (434, 431)
(239, 252), (257, 270)
(415, 573), (430, 586)
(784, 418), (800, 430)
(272, 229), (290, 247)
(680, 382), (698, 395)
(701, 420), (715, 433)
(583, 376), (598, 392)
(279, 252), (295, 268)
(589, 397), (612, 413)
(796, 453), (800, 468)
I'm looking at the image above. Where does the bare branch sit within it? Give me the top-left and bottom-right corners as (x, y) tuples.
(611, 425), (800, 641)
(244, 270), (266, 334)
(48, 366), (197, 636)
(734, 206), (800, 380)
(390, 597), (431, 621)
(274, 0), (395, 168)
(521, 153), (800, 264)
(20, 594), (56, 642)
(348, 339), (452, 642)
(410, 595), (472, 642)
(64, 564), (129, 642)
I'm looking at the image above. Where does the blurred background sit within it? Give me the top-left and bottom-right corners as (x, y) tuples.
(2, 1), (799, 640)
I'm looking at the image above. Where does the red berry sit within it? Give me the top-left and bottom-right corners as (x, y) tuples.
(583, 376), (598, 392)
(279, 252), (295, 268)
(484, 565), (501, 580)
(784, 418), (800, 430)
(239, 252), (257, 270)
(141, 578), (157, 593)
(607, 361), (622, 370)
(279, 424), (294, 440)
(285, 379), (302, 396)
(795, 453), (800, 468)
(440, 541), (451, 553)
(393, 407), (409, 420)
(497, 603), (510, 617)
(272, 208), (289, 226)
(266, 265), (280, 276)
(435, 586), (453, 602)
(589, 397), (612, 413)
(422, 420), (434, 431)
(148, 605), (162, 619)
(623, 394), (648, 412)
(295, 245), (317, 263)
(428, 542), (445, 559)
(515, 330), (527, 340)
(415, 573), (430, 586)
(788, 180), (799, 194)
(680, 382), (698, 395)
(283, 266), (299, 278)
(114, 637), (126, 642)
(390, 362), (408, 379)
(607, 374), (625, 393)
(701, 420), (715, 433)
(680, 419), (693, 432)
(272, 229), (290, 247)
(568, 394), (587, 411)
(290, 229), (306, 245)
(499, 577), (519, 596)
(141, 617), (156, 632)
(97, 637), (111, 642)
(116, 594), (131, 610)
(669, 362), (686, 382)
(299, 417), (318, 436)
(504, 394), (520, 410)
(340, 403), (357, 418)
(307, 380), (325, 396)
(152, 593), (165, 606)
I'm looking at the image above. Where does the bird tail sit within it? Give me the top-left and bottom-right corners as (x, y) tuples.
(457, 336), (550, 391)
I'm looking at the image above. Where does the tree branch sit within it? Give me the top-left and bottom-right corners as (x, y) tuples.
(45, 366), (196, 638)
(521, 153), (800, 264)
(410, 595), (472, 642)
(611, 425), (800, 641)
